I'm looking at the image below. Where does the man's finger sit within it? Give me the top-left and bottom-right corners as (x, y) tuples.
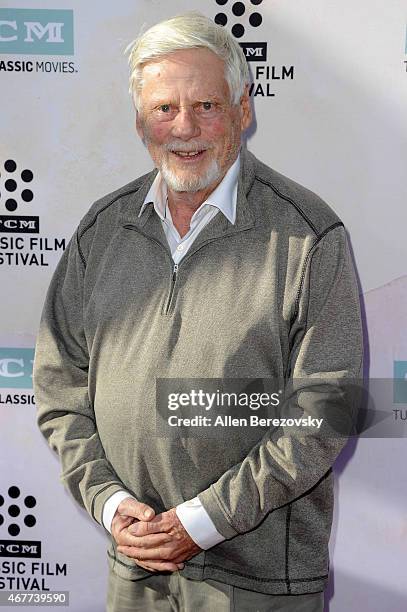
(117, 497), (155, 521)
(111, 514), (135, 540)
(113, 515), (134, 528)
(116, 531), (173, 549)
(117, 543), (174, 561)
(136, 560), (183, 573)
(128, 517), (168, 536)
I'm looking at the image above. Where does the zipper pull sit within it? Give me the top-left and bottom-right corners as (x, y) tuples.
(173, 263), (179, 281)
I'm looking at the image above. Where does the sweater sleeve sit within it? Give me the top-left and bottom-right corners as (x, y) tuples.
(33, 230), (126, 527)
(197, 224), (364, 539)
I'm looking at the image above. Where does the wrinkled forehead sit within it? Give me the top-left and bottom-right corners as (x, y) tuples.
(139, 48), (230, 102)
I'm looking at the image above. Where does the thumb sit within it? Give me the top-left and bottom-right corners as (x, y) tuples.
(117, 497), (155, 521)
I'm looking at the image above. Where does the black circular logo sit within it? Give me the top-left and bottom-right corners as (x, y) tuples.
(215, 0), (263, 38)
(0, 159), (34, 212)
(0, 487), (37, 537)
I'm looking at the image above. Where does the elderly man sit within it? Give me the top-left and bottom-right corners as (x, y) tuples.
(34, 11), (363, 612)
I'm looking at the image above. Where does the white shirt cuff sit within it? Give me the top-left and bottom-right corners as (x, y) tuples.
(102, 490), (136, 533)
(176, 496), (226, 550)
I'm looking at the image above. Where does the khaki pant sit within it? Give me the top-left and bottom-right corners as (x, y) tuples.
(106, 567), (324, 612)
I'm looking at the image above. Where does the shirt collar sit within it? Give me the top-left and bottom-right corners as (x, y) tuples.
(138, 152), (240, 225)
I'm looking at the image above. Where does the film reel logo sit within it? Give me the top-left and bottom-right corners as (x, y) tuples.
(214, 0), (263, 39)
(0, 159), (34, 213)
(0, 159), (39, 233)
(0, 486), (37, 538)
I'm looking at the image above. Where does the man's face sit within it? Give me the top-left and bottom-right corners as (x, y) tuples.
(135, 47), (252, 193)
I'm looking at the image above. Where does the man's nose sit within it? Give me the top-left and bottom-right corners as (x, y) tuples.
(171, 106), (200, 140)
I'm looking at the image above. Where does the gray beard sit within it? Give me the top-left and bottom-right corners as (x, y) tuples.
(160, 156), (222, 193)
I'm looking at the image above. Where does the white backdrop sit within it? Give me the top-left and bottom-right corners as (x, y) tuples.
(1, 0), (406, 610)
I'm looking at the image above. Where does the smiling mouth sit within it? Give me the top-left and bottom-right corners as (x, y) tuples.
(171, 150), (206, 160)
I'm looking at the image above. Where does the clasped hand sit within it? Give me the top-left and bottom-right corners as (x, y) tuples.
(111, 498), (202, 573)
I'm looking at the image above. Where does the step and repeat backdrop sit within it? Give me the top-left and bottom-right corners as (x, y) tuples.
(1, 1), (406, 610)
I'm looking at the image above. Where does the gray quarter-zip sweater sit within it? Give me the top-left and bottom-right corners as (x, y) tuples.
(33, 147), (363, 595)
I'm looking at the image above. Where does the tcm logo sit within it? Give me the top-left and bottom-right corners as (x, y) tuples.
(0, 541), (41, 558)
(213, 0), (267, 61)
(240, 42), (267, 62)
(0, 159), (39, 233)
(0, 348), (34, 389)
(394, 361), (407, 404)
(0, 8), (74, 55)
(0, 216), (39, 233)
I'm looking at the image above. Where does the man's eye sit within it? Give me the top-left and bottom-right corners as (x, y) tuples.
(159, 104), (171, 113)
(202, 102), (213, 111)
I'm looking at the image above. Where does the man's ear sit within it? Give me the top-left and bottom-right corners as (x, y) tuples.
(135, 111), (145, 141)
(239, 84), (252, 132)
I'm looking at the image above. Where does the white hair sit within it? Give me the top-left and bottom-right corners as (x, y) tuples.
(125, 11), (250, 110)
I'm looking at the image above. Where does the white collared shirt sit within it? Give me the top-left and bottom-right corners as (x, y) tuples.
(138, 152), (239, 264)
(102, 153), (241, 549)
